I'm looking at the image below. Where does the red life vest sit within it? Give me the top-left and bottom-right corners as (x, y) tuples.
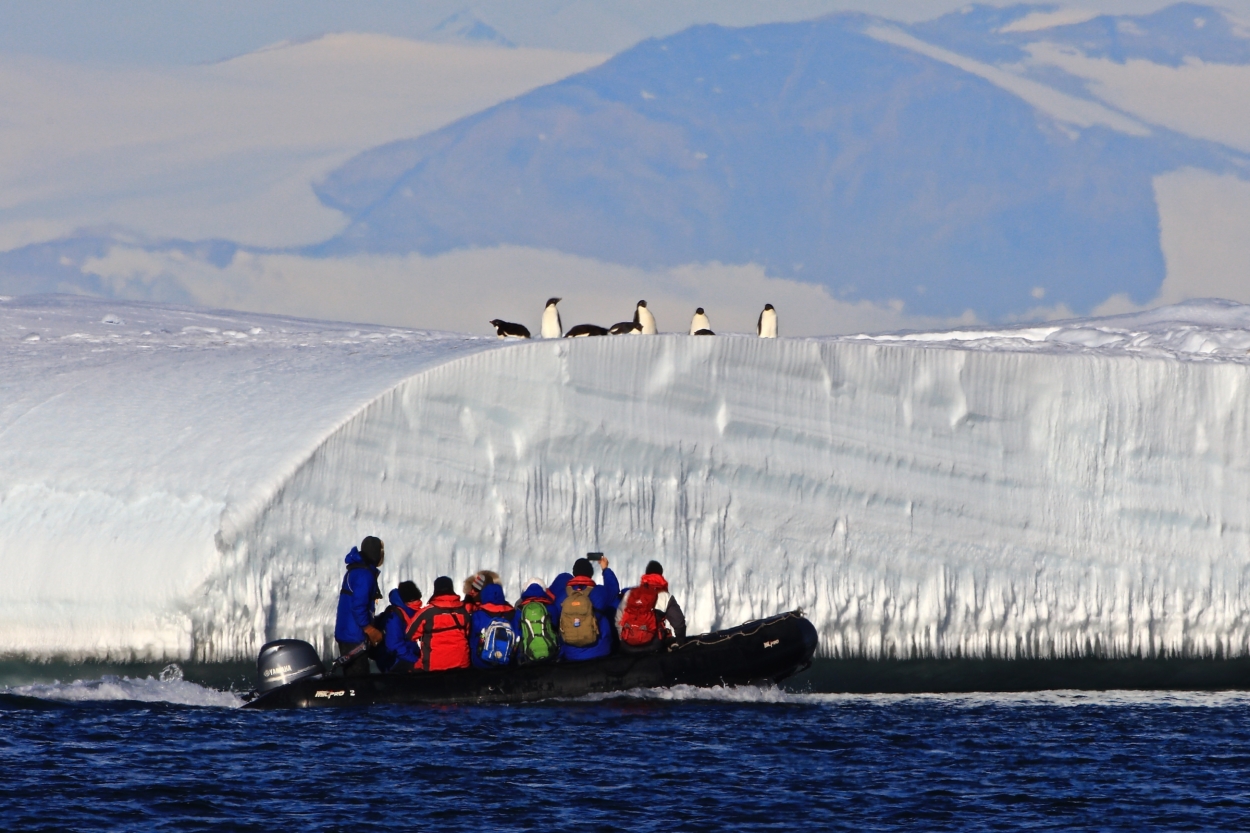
(408, 594), (470, 671)
(618, 573), (669, 647)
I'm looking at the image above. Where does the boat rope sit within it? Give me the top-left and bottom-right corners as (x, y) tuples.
(669, 609), (805, 651)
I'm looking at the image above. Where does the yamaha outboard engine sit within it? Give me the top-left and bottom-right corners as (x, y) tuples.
(256, 639), (324, 693)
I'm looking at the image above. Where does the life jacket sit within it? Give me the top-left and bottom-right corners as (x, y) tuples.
(408, 594), (470, 671)
(618, 573), (669, 647)
(559, 576), (600, 647)
(518, 596), (559, 663)
(389, 601), (422, 634)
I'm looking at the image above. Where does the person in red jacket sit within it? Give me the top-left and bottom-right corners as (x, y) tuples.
(616, 560), (686, 653)
(408, 575), (471, 671)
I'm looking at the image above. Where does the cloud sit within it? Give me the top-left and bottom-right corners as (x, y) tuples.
(77, 244), (973, 337)
(1154, 167), (1250, 305)
(0, 36), (606, 250)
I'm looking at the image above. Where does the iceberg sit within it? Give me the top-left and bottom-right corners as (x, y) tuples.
(5, 295), (1250, 663)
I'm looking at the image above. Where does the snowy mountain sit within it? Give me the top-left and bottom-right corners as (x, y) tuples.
(3, 4), (1250, 332)
(312, 5), (1250, 320)
(7, 294), (1250, 662)
(425, 10), (516, 48)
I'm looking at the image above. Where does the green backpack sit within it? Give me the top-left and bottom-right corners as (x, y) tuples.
(519, 599), (559, 663)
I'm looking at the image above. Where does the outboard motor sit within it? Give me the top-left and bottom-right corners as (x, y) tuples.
(256, 639), (324, 693)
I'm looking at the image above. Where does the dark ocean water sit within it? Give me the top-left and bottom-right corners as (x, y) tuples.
(3, 672), (1250, 832)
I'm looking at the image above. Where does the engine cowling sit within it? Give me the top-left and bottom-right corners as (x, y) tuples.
(256, 639), (324, 692)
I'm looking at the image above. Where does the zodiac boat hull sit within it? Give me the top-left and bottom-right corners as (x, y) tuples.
(243, 611), (818, 709)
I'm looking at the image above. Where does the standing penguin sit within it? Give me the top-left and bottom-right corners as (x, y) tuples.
(634, 300), (657, 334)
(757, 304), (777, 338)
(541, 297), (563, 339)
(689, 307), (710, 335)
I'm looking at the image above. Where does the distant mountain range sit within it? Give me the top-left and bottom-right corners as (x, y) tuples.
(311, 3), (1250, 318)
(3, 3), (1249, 325)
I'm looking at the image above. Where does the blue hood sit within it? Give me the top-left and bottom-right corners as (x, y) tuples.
(388, 587), (404, 607)
(480, 583), (506, 605)
(344, 546), (363, 566)
(520, 582), (548, 600)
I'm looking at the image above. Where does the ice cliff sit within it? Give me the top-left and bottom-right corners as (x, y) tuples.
(6, 295), (1250, 663)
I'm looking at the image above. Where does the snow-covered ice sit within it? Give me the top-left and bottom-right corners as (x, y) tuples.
(6, 294), (1250, 663)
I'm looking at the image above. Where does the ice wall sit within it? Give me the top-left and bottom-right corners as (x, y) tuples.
(221, 316), (1250, 662)
(8, 296), (1250, 663)
(0, 296), (495, 661)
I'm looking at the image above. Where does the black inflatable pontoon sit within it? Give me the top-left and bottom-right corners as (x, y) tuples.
(243, 610), (818, 709)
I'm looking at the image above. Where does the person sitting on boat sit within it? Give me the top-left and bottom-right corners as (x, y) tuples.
(616, 560), (687, 653)
(333, 536), (385, 677)
(468, 583), (518, 668)
(514, 578), (560, 664)
(380, 580), (423, 672)
(462, 570), (500, 609)
(551, 554), (620, 661)
(408, 575), (471, 671)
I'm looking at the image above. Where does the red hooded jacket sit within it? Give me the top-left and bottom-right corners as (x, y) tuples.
(407, 593), (470, 671)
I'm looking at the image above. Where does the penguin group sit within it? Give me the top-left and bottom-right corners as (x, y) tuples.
(490, 299), (777, 339)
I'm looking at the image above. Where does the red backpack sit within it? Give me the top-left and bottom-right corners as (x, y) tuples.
(618, 582), (663, 647)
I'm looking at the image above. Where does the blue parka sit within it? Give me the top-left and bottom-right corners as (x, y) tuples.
(381, 588), (423, 670)
(334, 547), (381, 644)
(551, 568), (620, 661)
(469, 583), (516, 668)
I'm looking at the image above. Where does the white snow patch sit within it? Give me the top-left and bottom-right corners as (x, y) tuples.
(1023, 41), (1250, 152)
(865, 27), (1151, 136)
(998, 9), (1100, 34)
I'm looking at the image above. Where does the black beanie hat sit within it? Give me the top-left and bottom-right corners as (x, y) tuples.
(645, 560), (663, 576)
(433, 576), (455, 596)
(572, 557), (594, 578)
(360, 536), (384, 566)
(398, 580), (422, 603)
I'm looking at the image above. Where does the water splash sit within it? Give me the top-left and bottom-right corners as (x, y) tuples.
(4, 673), (243, 708)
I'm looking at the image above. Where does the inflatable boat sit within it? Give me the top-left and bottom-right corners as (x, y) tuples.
(243, 610), (818, 709)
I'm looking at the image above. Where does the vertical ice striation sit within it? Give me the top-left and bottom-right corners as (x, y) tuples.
(8, 297), (1250, 662)
(222, 330), (1250, 662)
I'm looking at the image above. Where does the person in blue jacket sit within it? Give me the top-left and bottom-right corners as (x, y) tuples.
(333, 536), (384, 676)
(380, 580), (423, 672)
(468, 583), (517, 668)
(551, 553), (620, 661)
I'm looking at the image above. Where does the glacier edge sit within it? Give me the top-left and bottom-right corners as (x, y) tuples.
(206, 335), (1250, 663)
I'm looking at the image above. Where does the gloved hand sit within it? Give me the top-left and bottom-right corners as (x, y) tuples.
(363, 624), (384, 646)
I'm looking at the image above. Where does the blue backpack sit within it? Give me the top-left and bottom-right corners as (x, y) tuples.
(477, 617), (517, 665)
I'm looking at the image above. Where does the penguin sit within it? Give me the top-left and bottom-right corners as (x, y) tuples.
(564, 324), (609, 337)
(689, 307), (710, 335)
(541, 297), (563, 338)
(757, 304), (777, 338)
(634, 300), (657, 334)
(693, 328), (716, 335)
(609, 321), (642, 334)
(489, 319), (531, 339)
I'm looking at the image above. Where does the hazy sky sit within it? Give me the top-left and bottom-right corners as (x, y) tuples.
(2, 1), (1246, 64)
